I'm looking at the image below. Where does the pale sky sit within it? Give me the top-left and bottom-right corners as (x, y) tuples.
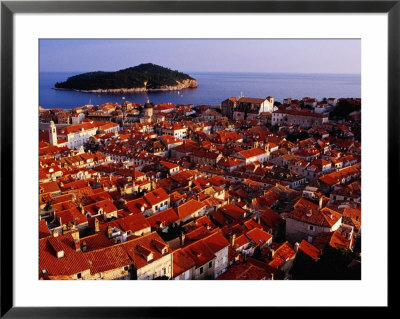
(40, 39), (361, 74)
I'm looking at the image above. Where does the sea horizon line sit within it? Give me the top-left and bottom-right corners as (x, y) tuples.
(40, 70), (361, 76)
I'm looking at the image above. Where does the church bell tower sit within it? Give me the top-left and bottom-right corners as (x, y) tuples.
(49, 121), (57, 145)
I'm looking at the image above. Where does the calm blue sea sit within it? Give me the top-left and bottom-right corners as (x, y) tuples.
(39, 72), (361, 109)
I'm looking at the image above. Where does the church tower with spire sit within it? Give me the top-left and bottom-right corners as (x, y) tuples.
(49, 121), (58, 145)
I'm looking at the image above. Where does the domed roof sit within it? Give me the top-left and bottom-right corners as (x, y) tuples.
(144, 97), (153, 109)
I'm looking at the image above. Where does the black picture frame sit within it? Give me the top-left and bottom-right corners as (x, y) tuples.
(1, 0), (395, 317)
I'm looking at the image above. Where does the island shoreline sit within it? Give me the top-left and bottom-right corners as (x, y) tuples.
(52, 86), (198, 94)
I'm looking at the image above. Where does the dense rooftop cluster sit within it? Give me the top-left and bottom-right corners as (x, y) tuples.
(38, 95), (361, 280)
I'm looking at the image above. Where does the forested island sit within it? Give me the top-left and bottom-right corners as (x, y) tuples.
(54, 63), (198, 93)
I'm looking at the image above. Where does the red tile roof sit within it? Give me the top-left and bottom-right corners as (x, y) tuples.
(117, 213), (151, 233)
(79, 232), (113, 252)
(287, 206), (342, 228)
(216, 262), (272, 280)
(122, 232), (171, 270)
(144, 188), (169, 206)
(182, 240), (215, 268)
(298, 240), (320, 260)
(57, 207), (88, 226)
(39, 220), (51, 239)
(218, 204), (247, 220)
(146, 208), (179, 229)
(246, 227), (273, 246)
(268, 241), (296, 269)
(125, 198), (150, 214)
(172, 248), (196, 277)
(273, 109), (327, 118)
(232, 234), (250, 250)
(238, 147), (266, 159)
(85, 244), (131, 275)
(39, 233), (89, 277)
(176, 199), (206, 220)
(39, 181), (61, 194)
(83, 200), (118, 216)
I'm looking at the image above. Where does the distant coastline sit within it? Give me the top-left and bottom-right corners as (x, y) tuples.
(40, 71), (360, 109)
(52, 80), (198, 94)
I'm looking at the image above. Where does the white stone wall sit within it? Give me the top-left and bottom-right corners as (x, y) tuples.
(136, 253), (173, 280)
(213, 246), (229, 279)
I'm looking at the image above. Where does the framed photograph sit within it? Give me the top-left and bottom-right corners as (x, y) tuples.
(1, 0), (395, 316)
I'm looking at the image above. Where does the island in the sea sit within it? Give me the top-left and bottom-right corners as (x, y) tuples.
(54, 63), (198, 93)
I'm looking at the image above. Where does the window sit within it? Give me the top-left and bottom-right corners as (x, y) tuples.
(185, 270), (190, 280)
(163, 268), (166, 275)
(309, 225), (314, 231)
(77, 273), (82, 279)
(200, 267), (203, 274)
(209, 261), (212, 268)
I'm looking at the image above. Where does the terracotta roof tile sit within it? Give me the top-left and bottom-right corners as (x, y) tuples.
(298, 240), (320, 260)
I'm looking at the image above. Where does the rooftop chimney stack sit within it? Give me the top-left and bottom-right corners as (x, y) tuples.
(106, 225), (113, 239)
(269, 248), (275, 259)
(74, 238), (81, 252)
(319, 196), (323, 210)
(81, 240), (87, 252)
(231, 233), (236, 247)
(94, 218), (100, 233)
(180, 232), (185, 246)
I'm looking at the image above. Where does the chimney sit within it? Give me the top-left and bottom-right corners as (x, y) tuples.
(231, 233), (236, 247)
(258, 216), (261, 224)
(180, 232), (185, 246)
(107, 225), (113, 239)
(294, 242), (300, 252)
(269, 248), (275, 259)
(306, 209), (312, 217)
(74, 238), (81, 252)
(81, 205), (85, 215)
(81, 240), (87, 252)
(94, 218), (100, 233)
(53, 229), (59, 237)
(319, 196), (323, 210)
